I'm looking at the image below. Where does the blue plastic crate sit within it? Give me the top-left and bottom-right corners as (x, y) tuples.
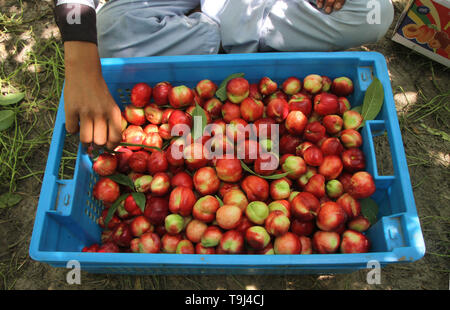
(29, 52), (425, 274)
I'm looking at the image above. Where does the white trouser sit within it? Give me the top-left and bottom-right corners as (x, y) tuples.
(96, 0), (394, 57)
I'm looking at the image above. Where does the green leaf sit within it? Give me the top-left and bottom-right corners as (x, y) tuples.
(0, 192), (22, 209)
(191, 103), (207, 142)
(104, 193), (129, 227)
(106, 173), (135, 190)
(360, 198), (379, 225)
(0, 92), (25, 106)
(119, 142), (162, 152)
(361, 77), (384, 122)
(0, 110), (15, 131)
(131, 192), (146, 212)
(215, 195), (224, 206)
(351, 105), (363, 114)
(240, 160), (291, 180)
(215, 72), (245, 101)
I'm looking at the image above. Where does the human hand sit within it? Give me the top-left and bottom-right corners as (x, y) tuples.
(63, 41), (122, 151)
(316, 0), (346, 14)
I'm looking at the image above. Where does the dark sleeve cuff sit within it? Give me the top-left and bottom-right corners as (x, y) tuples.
(54, 3), (98, 45)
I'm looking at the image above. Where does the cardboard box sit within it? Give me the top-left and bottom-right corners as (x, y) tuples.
(392, 0), (450, 67)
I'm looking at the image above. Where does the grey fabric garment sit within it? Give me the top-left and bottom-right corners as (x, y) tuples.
(97, 0), (220, 57)
(96, 0), (394, 57)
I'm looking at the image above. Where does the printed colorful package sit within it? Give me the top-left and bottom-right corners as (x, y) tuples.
(392, 0), (449, 67)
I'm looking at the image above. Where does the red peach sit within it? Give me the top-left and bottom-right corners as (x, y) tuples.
(303, 74), (323, 94)
(331, 77), (354, 97)
(347, 216), (371, 232)
(322, 114), (344, 135)
(196, 79), (217, 100)
(147, 150), (168, 175)
(223, 189), (249, 212)
(348, 171), (376, 199)
(164, 213), (185, 235)
(245, 201), (269, 225)
(150, 172), (170, 196)
(282, 76), (302, 95)
(161, 233), (182, 253)
(144, 103), (163, 125)
(130, 215), (153, 237)
(216, 204), (242, 230)
(144, 196), (169, 225)
(265, 210), (291, 237)
(240, 97), (264, 122)
(268, 200), (291, 218)
(258, 76), (278, 96)
(135, 232), (161, 253)
(245, 226), (271, 250)
(289, 94), (312, 117)
(299, 236), (313, 254)
(303, 121), (326, 144)
(291, 192), (320, 222)
(168, 186), (196, 216)
(176, 239), (195, 254)
(304, 174), (326, 198)
(339, 129), (363, 148)
(227, 77), (250, 104)
(112, 222), (133, 248)
(316, 201), (348, 232)
(343, 110), (364, 130)
(142, 132), (163, 152)
(336, 193), (361, 219)
(185, 219), (208, 244)
(326, 179), (345, 199)
(130, 82), (152, 107)
(313, 93), (339, 116)
(312, 231), (340, 254)
(341, 148), (366, 172)
(241, 175), (269, 202)
(219, 230), (244, 254)
(320, 137), (344, 156)
(281, 155), (307, 180)
(269, 178), (291, 200)
(93, 177), (120, 203)
(303, 146), (324, 167)
(285, 110), (308, 135)
(291, 218), (315, 236)
(192, 195), (220, 223)
(124, 104), (146, 126)
(319, 155), (344, 181)
(340, 229), (370, 253)
(152, 81), (172, 106)
(201, 225), (223, 248)
(215, 158), (243, 183)
(267, 98), (289, 123)
(204, 97), (223, 119)
(168, 85), (194, 108)
(274, 232), (301, 254)
(170, 171), (194, 189)
(93, 153), (117, 176)
(337, 97), (351, 115)
(221, 101), (241, 123)
(195, 243), (216, 254)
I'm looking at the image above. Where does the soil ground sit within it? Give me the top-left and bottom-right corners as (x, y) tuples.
(0, 0), (449, 290)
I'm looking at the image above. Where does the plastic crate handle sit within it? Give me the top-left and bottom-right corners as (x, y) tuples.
(40, 95), (74, 212)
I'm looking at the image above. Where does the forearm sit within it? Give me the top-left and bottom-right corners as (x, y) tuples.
(64, 41), (102, 82)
